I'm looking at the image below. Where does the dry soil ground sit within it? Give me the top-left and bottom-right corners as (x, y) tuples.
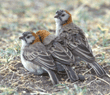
(0, 0), (110, 95)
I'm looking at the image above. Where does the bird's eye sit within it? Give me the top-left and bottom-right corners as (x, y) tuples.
(62, 14), (65, 17)
(27, 36), (30, 38)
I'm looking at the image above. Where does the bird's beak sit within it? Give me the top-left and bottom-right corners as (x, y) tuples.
(19, 36), (24, 39)
(54, 14), (59, 18)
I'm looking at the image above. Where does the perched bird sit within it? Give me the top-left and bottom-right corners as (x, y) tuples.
(54, 10), (106, 77)
(36, 30), (85, 82)
(19, 31), (59, 85)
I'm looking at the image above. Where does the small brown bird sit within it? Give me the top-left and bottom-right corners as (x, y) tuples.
(36, 30), (82, 82)
(19, 31), (59, 85)
(54, 10), (106, 77)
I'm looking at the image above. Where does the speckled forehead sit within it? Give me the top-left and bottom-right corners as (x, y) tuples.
(56, 10), (65, 15)
(23, 32), (31, 36)
(27, 34), (32, 36)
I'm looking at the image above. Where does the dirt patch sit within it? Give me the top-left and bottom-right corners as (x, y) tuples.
(0, 58), (110, 94)
(0, 0), (110, 94)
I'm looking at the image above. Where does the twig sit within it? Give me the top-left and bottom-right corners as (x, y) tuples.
(106, 92), (110, 95)
(103, 64), (110, 68)
(11, 72), (15, 81)
(96, 77), (110, 86)
(106, 73), (110, 78)
(83, 68), (92, 75)
(31, 91), (50, 95)
(80, 78), (97, 88)
(35, 86), (46, 92)
(0, 66), (8, 72)
(101, 46), (110, 50)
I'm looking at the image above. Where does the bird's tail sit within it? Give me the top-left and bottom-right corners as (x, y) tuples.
(43, 68), (59, 85)
(89, 61), (106, 77)
(61, 65), (79, 82)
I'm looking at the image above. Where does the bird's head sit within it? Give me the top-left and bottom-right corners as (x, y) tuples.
(19, 31), (40, 46)
(54, 10), (72, 26)
(36, 30), (50, 42)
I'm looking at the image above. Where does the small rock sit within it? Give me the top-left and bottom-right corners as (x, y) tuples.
(78, 74), (85, 81)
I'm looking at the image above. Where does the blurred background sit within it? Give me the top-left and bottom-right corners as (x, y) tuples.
(0, 0), (110, 64)
(0, 0), (110, 94)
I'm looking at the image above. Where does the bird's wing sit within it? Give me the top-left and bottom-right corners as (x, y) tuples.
(67, 40), (95, 62)
(78, 27), (93, 54)
(48, 41), (75, 66)
(65, 27), (95, 63)
(61, 23), (95, 63)
(23, 47), (38, 61)
(47, 42), (79, 81)
(23, 43), (56, 70)
(35, 51), (56, 70)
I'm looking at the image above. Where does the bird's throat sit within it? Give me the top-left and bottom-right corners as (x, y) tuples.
(55, 23), (62, 36)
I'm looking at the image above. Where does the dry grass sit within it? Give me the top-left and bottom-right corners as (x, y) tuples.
(0, 0), (110, 94)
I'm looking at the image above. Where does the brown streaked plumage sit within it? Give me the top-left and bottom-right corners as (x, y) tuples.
(19, 31), (59, 85)
(36, 30), (83, 82)
(54, 10), (106, 77)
